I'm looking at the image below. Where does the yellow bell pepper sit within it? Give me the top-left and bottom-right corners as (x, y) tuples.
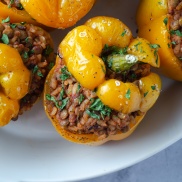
(0, 2), (40, 25)
(44, 16), (161, 145)
(136, 0), (182, 81)
(0, 44), (30, 127)
(20, 0), (95, 28)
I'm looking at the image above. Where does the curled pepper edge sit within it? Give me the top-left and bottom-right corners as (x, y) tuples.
(0, 2), (52, 31)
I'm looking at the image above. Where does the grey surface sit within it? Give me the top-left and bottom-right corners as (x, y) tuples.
(80, 139), (182, 182)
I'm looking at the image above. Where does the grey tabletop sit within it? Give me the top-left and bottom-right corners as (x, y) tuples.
(80, 139), (182, 182)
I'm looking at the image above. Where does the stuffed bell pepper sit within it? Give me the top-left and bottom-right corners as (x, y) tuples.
(0, 19), (54, 127)
(20, 0), (95, 28)
(44, 16), (161, 145)
(136, 0), (182, 81)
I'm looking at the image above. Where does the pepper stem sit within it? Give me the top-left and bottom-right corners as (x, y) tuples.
(107, 54), (138, 73)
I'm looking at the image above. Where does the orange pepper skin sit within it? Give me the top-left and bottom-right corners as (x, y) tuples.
(127, 38), (160, 68)
(136, 0), (182, 81)
(85, 16), (133, 48)
(20, 0), (95, 28)
(0, 2), (39, 25)
(0, 93), (19, 127)
(139, 72), (161, 112)
(60, 25), (105, 90)
(96, 79), (141, 114)
(136, 0), (168, 27)
(0, 44), (30, 127)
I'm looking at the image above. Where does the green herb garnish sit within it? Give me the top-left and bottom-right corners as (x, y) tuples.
(86, 98), (112, 120)
(32, 65), (43, 77)
(121, 29), (127, 37)
(170, 30), (182, 37)
(163, 17), (168, 26)
(144, 91), (149, 97)
(134, 42), (142, 51)
(78, 94), (84, 105)
(149, 44), (161, 65)
(8, 0), (14, 8)
(60, 66), (71, 81)
(43, 45), (53, 56)
(1, 34), (9, 44)
(1, 17), (10, 23)
(151, 85), (156, 90)
(77, 83), (81, 93)
(46, 94), (69, 110)
(125, 89), (131, 99)
(10, 23), (17, 29)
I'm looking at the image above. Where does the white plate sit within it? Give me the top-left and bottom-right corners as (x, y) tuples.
(1, 0), (182, 181)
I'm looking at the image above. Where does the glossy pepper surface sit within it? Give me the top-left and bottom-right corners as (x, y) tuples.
(136, 0), (182, 81)
(44, 16), (161, 145)
(0, 44), (30, 127)
(20, 0), (95, 28)
(0, 1), (39, 25)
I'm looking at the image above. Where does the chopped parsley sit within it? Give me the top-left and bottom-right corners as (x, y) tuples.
(86, 98), (112, 120)
(48, 62), (54, 70)
(149, 44), (160, 49)
(86, 109), (100, 120)
(1, 34), (9, 44)
(149, 43), (161, 65)
(8, 0), (14, 8)
(77, 83), (81, 93)
(151, 85), (156, 90)
(46, 94), (69, 110)
(60, 86), (65, 100)
(163, 17), (168, 26)
(22, 51), (29, 59)
(101, 64), (106, 74)
(121, 29), (127, 37)
(144, 91), (148, 97)
(170, 30), (182, 37)
(10, 23), (17, 29)
(43, 45), (53, 56)
(60, 66), (71, 81)
(78, 94), (84, 105)
(168, 41), (176, 48)
(60, 98), (69, 110)
(1, 17), (10, 23)
(125, 89), (131, 99)
(134, 42), (142, 51)
(32, 65), (43, 77)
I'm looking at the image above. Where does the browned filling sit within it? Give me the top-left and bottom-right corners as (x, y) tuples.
(1, 0), (24, 10)
(168, 0), (182, 59)
(45, 51), (149, 139)
(0, 22), (55, 117)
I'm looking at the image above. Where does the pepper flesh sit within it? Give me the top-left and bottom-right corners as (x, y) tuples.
(0, 2), (39, 25)
(136, 0), (182, 81)
(0, 44), (30, 126)
(44, 16), (161, 145)
(20, 0), (95, 28)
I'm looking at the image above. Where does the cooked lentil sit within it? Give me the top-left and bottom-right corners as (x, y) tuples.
(168, 0), (182, 59)
(2, 0), (23, 9)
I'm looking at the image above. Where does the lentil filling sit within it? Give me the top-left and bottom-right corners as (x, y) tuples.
(45, 47), (150, 140)
(168, 0), (182, 59)
(1, 0), (23, 9)
(0, 22), (54, 116)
